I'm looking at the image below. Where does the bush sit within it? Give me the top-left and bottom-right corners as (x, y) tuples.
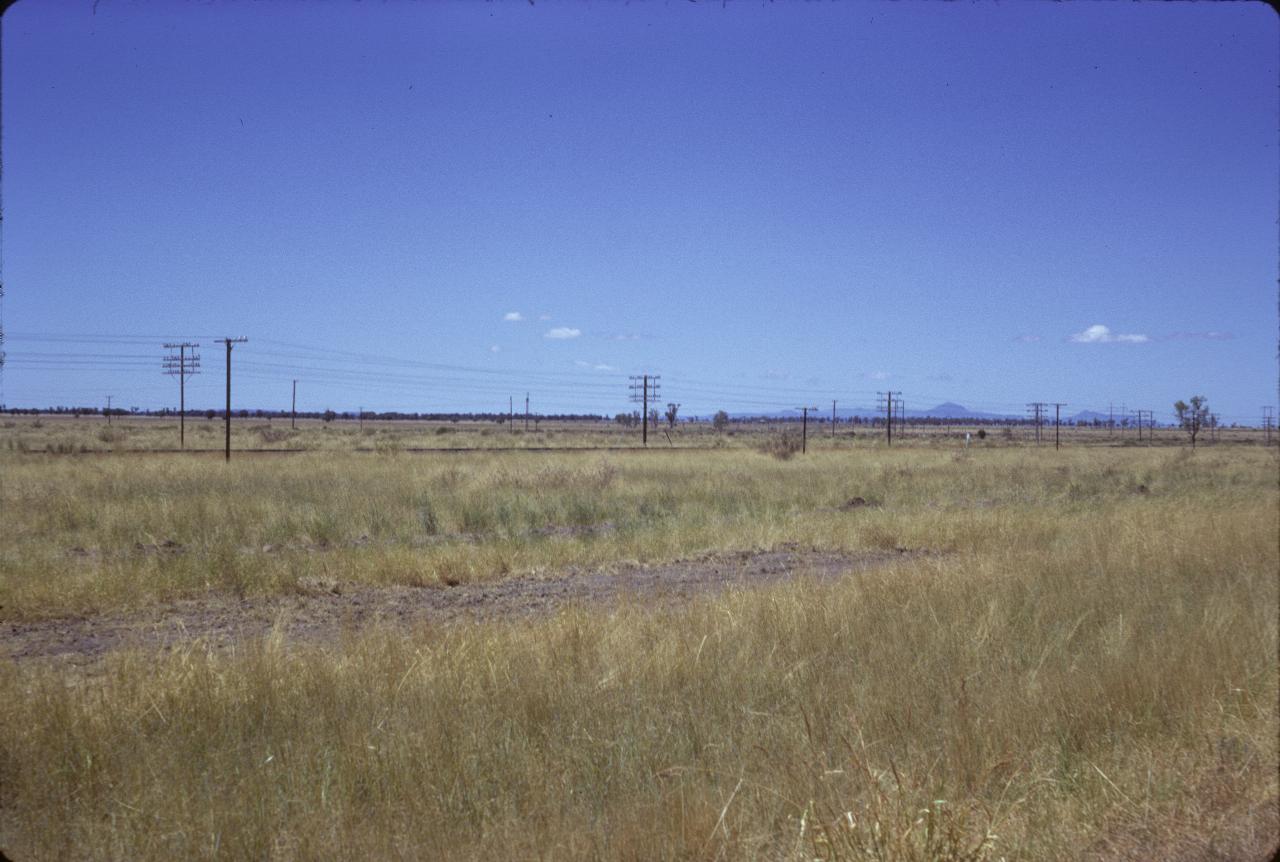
(757, 430), (803, 460)
(257, 428), (293, 444)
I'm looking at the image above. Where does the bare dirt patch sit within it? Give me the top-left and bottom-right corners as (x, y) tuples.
(1, 548), (921, 665)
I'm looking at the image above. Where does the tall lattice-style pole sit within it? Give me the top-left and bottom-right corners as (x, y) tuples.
(163, 342), (200, 449)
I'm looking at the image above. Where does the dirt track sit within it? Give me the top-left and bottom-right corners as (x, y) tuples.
(1, 548), (918, 665)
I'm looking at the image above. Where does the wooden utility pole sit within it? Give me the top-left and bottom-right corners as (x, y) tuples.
(1133, 409), (1153, 444)
(1051, 403), (1067, 450)
(359, 406), (364, 432)
(877, 391), (901, 447)
(796, 406), (818, 454)
(629, 375), (660, 447)
(831, 400), (837, 439)
(1108, 402), (1114, 437)
(216, 337), (247, 461)
(1026, 403), (1046, 445)
(163, 342), (201, 449)
(291, 380), (297, 429)
(1263, 407), (1275, 446)
(525, 393), (529, 432)
(106, 394), (113, 425)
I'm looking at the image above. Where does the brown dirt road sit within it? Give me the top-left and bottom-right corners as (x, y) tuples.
(1, 548), (918, 665)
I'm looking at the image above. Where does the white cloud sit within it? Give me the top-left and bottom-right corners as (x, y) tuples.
(1166, 331), (1234, 341)
(545, 327), (581, 340)
(489, 345), (501, 353)
(1069, 324), (1149, 344)
(868, 371), (891, 380)
(503, 311), (523, 322)
(576, 360), (616, 372)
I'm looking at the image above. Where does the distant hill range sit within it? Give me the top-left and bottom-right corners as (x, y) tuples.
(726, 402), (1013, 421)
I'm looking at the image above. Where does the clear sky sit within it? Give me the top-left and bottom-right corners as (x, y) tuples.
(2, 0), (1276, 423)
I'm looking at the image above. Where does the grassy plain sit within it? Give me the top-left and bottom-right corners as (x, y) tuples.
(0, 423), (1276, 859)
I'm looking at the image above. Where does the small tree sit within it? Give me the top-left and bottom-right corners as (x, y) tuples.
(322, 409), (337, 423)
(1173, 395), (1209, 448)
(712, 410), (729, 433)
(665, 402), (680, 430)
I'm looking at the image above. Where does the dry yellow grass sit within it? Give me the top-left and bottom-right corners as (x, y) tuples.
(0, 442), (1275, 859)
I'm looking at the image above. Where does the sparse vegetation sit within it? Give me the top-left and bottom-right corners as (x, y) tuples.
(0, 421), (1275, 860)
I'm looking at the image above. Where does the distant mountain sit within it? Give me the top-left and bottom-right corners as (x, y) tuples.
(1071, 410), (1110, 423)
(721, 402), (1020, 421)
(915, 402), (1013, 420)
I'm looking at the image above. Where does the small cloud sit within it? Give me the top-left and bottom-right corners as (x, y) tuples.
(1165, 331), (1234, 341)
(1069, 324), (1148, 344)
(574, 360), (616, 372)
(503, 311), (523, 322)
(1013, 334), (1043, 344)
(539, 313), (552, 321)
(489, 345), (501, 353)
(868, 371), (891, 381)
(545, 327), (581, 340)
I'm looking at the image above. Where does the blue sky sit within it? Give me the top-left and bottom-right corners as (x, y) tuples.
(2, 0), (1276, 423)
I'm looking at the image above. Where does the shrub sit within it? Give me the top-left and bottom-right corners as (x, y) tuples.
(757, 430), (803, 460)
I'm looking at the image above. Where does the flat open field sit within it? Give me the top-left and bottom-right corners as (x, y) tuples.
(0, 429), (1276, 859)
(2, 413), (1270, 455)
